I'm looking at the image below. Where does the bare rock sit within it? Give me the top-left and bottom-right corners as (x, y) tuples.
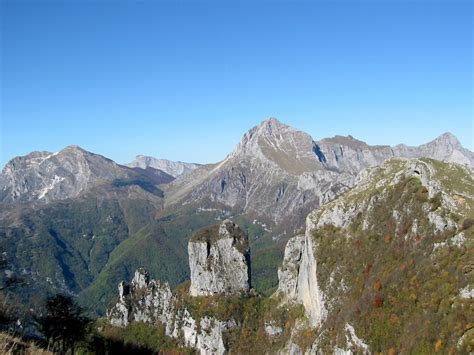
(189, 219), (250, 296)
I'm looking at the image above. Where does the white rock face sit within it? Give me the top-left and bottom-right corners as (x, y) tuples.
(343, 323), (370, 354)
(127, 155), (199, 178)
(107, 268), (175, 328)
(276, 228), (326, 327)
(107, 268), (235, 355)
(459, 286), (474, 299)
(296, 224), (327, 327)
(194, 317), (236, 354)
(265, 321), (283, 337)
(277, 234), (305, 298)
(131, 268), (149, 289)
(189, 220), (250, 296)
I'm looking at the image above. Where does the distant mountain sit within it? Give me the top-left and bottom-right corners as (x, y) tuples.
(127, 155), (199, 178)
(317, 131), (474, 174)
(392, 132), (474, 166)
(0, 145), (173, 203)
(164, 118), (352, 232)
(165, 118), (474, 228)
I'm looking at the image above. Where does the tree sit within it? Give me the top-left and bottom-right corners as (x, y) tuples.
(0, 244), (24, 327)
(37, 294), (90, 354)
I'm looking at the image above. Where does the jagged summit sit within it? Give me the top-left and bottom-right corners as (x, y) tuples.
(433, 131), (461, 144)
(392, 132), (473, 167)
(424, 131), (464, 151)
(229, 117), (321, 174)
(253, 117), (293, 134)
(394, 132), (461, 150)
(233, 117), (305, 147)
(63, 144), (87, 152)
(262, 116), (284, 125)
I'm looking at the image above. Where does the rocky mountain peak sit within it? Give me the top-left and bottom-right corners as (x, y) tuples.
(59, 145), (119, 165)
(430, 132), (462, 148)
(188, 219), (251, 296)
(227, 118), (322, 175)
(62, 144), (87, 153)
(233, 118), (308, 152)
(254, 117), (292, 135)
(0, 145), (143, 203)
(410, 132), (473, 166)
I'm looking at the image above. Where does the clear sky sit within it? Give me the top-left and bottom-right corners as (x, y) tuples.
(1, 0), (472, 167)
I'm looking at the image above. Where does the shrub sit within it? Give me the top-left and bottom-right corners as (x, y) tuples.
(372, 295), (384, 308)
(461, 218), (474, 230)
(374, 279), (382, 291)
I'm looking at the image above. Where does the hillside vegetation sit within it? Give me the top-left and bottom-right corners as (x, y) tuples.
(306, 158), (473, 353)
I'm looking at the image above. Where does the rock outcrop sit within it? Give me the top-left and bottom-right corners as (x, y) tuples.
(276, 231), (326, 327)
(108, 269), (174, 328)
(277, 234), (305, 299)
(107, 268), (235, 354)
(189, 219), (251, 296)
(107, 221), (251, 354)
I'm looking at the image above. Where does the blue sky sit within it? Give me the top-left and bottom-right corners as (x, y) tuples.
(1, 0), (472, 167)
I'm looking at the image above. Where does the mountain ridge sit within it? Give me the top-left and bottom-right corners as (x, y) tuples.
(0, 145), (173, 203)
(163, 118), (473, 227)
(127, 155), (200, 178)
(1, 117), (473, 317)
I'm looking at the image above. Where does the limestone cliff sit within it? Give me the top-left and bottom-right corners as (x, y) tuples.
(107, 221), (251, 354)
(107, 268), (236, 354)
(276, 233), (326, 327)
(189, 220), (251, 296)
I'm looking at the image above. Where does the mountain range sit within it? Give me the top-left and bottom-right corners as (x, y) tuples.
(1, 118), (473, 315)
